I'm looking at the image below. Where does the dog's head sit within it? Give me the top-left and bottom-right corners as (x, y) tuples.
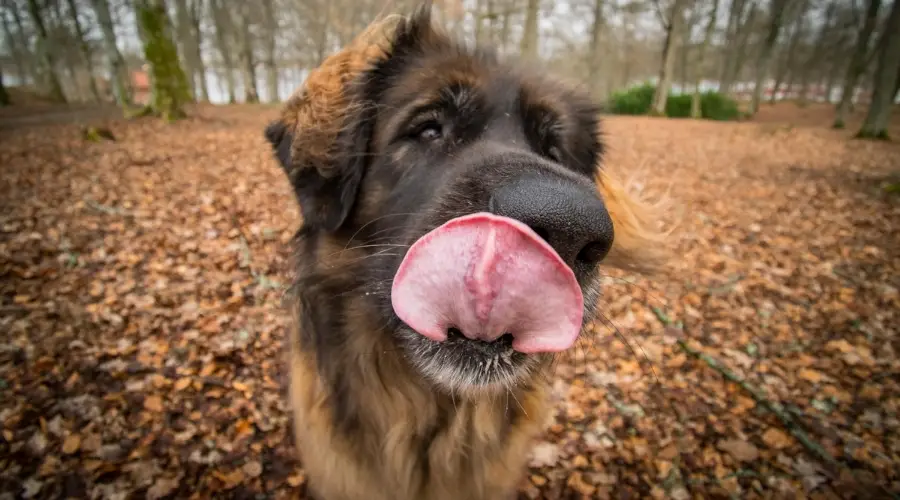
(266, 5), (663, 395)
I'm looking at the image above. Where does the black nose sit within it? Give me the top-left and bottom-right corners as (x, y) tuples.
(488, 175), (614, 267)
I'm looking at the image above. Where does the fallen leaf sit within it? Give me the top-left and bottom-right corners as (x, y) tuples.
(147, 478), (179, 500)
(61, 434), (81, 454)
(717, 439), (759, 462)
(287, 473), (306, 487)
(529, 441), (560, 467)
(174, 378), (192, 391)
(656, 460), (673, 479)
(242, 460), (263, 478)
(798, 368), (825, 383)
(566, 472), (596, 496)
(144, 395), (164, 412)
(762, 428), (792, 450)
(21, 478), (43, 499)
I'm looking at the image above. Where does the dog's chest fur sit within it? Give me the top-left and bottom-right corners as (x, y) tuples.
(287, 300), (552, 500)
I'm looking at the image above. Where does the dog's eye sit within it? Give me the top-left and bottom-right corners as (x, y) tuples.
(415, 121), (444, 141)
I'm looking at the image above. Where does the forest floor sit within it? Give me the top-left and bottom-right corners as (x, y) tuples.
(1, 102), (898, 499)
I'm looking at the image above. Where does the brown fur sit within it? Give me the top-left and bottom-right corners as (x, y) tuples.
(266, 6), (666, 500)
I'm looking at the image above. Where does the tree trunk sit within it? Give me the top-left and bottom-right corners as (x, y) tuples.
(822, 56), (842, 104)
(719, 0), (743, 87)
(721, 0), (757, 94)
(66, 0), (101, 102)
(188, 0), (209, 102)
(651, 0), (688, 116)
(313, 4), (331, 67)
(6, 2), (37, 85)
(749, 0), (791, 116)
(173, 0), (198, 100)
(90, 0), (132, 108)
(0, 66), (10, 106)
(834, 0), (881, 128)
(236, 4), (258, 103)
(680, 5), (701, 91)
(520, 0), (539, 59)
(209, 0), (236, 103)
(262, 0), (279, 103)
(769, 5), (805, 104)
(2, 2), (29, 85)
(473, 0), (485, 46)
(856, 0), (900, 139)
(894, 63), (900, 101)
(798, 1), (836, 106)
(498, 4), (511, 54)
(692, 0), (719, 118)
(26, 0), (66, 102)
(49, 0), (83, 101)
(136, 0), (192, 121)
(587, 0), (605, 98)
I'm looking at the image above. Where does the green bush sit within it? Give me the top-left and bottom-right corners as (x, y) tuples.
(699, 91), (741, 121)
(608, 83), (656, 115)
(665, 94), (693, 118)
(607, 84), (740, 121)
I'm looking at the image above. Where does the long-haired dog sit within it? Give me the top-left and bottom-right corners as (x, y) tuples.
(263, 4), (664, 499)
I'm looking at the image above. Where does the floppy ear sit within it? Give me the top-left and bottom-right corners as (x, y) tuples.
(263, 112), (372, 233)
(262, 7), (437, 233)
(264, 120), (293, 173)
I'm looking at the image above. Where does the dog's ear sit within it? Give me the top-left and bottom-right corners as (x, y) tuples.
(264, 120), (293, 173)
(263, 110), (370, 233)
(262, 10), (433, 233)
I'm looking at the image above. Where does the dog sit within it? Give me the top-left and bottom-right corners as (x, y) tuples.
(263, 4), (664, 499)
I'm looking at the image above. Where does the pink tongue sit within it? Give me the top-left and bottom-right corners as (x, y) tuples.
(391, 212), (584, 354)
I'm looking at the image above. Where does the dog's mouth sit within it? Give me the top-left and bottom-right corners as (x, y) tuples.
(391, 212), (585, 355)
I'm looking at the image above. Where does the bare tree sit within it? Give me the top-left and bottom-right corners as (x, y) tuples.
(2, 1), (33, 85)
(651, 0), (690, 115)
(749, 0), (793, 115)
(135, 0), (192, 120)
(172, 0), (199, 100)
(26, 0), (67, 102)
(769, 0), (806, 103)
(834, 0), (882, 128)
(520, 0), (539, 59)
(719, 0), (757, 93)
(797, 0), (836, 106)
(236, 2), (259, 103)
(65, 0), (102, 102)
(91, 0), (132, 108)
(692, 0), (719, 118)
(857, 0), (900, 139)
(190, 0), (209, 101)
(0, 65), (10, 105)
(47, 0), (82, 100)
(587, 0), (605, 98)
(209, 0), (236, 103)
(261, 0), (279, 103)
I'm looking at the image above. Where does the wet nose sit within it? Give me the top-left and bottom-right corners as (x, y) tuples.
(488, 174), (614, 267)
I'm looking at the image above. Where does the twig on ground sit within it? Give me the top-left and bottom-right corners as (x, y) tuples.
(675, 339), (840, 471)
(85, 198), (131, 216)
(651, 307), (900, 499)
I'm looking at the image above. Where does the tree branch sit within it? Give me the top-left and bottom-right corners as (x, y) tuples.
(651, 0), (671, 28)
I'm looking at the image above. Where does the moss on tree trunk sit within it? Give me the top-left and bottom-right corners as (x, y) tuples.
(137, 0), (191, 122)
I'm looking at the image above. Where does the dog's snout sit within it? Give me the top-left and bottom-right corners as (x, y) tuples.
(488, 175), (614, 267)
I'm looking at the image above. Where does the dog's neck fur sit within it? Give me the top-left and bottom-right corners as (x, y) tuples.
(286, 228), (552, 499)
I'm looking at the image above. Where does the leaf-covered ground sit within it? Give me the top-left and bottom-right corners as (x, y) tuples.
(1, 103), (898, 499)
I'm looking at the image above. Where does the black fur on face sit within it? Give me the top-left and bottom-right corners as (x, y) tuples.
(266, 6), (611, 396)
